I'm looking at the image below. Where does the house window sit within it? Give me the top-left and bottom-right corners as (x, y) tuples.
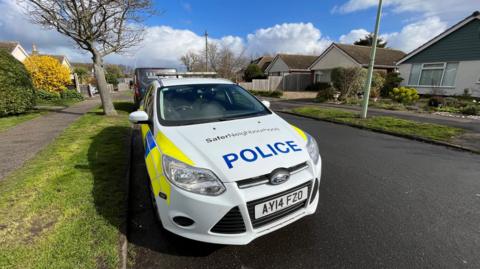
(408, 62), (458, 87)
(315, 70), (331, 83)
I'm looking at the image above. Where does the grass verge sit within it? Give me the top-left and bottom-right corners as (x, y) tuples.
(0, 102), (134, 269)
(0, 112), (45, 133)
(291, 106), (465, 142)
(35, 98), (82, 108)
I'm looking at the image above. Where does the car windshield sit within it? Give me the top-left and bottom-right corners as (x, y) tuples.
(157, 84), (270, 125)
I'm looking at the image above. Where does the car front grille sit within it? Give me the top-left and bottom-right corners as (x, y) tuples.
(247, 181), (312, 228)
(236, 162), (309, 189)
(210, 206), (246, 234)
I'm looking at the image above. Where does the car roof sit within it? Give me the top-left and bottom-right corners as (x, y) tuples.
(158, 78), (234, 87)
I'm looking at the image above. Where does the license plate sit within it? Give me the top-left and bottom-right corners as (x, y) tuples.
(254, 187), (308, 219)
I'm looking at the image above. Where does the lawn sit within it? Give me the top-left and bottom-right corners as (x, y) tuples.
(0, 102), (134, 269)
(0, 112), (44, 133)
(35, 98), (82, 108)
(291, 106), (465, 142)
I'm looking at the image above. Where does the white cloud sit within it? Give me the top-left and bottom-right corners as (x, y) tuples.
(107, 26), (246, 68)
(339, 28), (370, 44)
(0, 0), (77, 57)
(339, 17), (448, 53)
(332, 0), (476, 20)
(246, 23), (332, 55)
(0, 1), (332, 69)
(384, 17), (447, 52)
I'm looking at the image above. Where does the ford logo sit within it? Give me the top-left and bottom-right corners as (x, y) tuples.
(269, 169), (290, 185)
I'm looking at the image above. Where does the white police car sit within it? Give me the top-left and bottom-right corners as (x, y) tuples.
(129, 78), (321, 245)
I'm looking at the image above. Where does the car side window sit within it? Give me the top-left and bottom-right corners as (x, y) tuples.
(144, 85), (155, 129)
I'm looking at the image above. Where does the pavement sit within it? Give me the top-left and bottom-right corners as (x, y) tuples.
(127, 112), (480, 269)
(0, 91), (131, 180)
(265, 98), (480, 152)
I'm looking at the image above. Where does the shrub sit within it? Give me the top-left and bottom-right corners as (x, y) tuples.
(60, 89), (84, 101)
(305, 82), (330, 92)
(248, 90), (283, 98)
(370, 72), (385, 99)
(381, 72), (403, 97)
(315, 87), (337, 103)
(389, 87), (419, 105)
(428, 96), (444, 107)
(36, 89), (61, 102)
(0, 50), (36, 116)
(105, 65), (123, 86)
(243, 64), (266, 82)
(331, 67), (366, 100)
(460, 105), (478, 115)
(24, 55), (71, 93)
(443, 97), (461, 108)
(74, 66), (89, 84)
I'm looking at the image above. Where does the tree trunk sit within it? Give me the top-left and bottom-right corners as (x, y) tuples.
(92, 51), (117, 116)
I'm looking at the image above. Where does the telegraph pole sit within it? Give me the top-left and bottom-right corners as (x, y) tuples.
(361, 0), (383, 119)
(204, 30), (208, 72)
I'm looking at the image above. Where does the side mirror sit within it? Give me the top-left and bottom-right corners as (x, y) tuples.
(261, 100), (271, 108)
(129, 111), (150, 124)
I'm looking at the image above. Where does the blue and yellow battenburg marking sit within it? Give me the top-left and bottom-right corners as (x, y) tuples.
(141, 124), (194, 205)
(291, 124), (307, 141)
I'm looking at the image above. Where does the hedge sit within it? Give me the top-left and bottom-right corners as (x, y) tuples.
(0, 50), (36, 116)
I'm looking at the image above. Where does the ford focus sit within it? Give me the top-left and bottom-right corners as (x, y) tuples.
(128, 78), (322, 245)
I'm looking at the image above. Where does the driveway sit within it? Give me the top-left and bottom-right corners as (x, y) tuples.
(128, 112), (480, 269)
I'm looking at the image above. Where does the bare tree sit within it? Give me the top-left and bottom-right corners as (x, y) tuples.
(180, 44), (248, 80)
(22, 0), (154, 115)
(180, 51), (202, 72)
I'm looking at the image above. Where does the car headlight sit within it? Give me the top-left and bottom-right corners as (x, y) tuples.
(162, 155), (226, 196)
(306, 133), (320, 164)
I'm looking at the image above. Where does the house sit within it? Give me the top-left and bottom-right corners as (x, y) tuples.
(250, 56), (273, 73)
(265, 54), (318, 76)
(38, 54), (73, 73)
(397, 11), (480, 97)
(309, 43), (406, 83)
(45, 55), (72, 72)
(0, 41), (29, 62)
(31, 44), (73, 73)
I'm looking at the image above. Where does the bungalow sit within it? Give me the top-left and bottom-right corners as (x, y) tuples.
(0, 41), (29, 62)
(265, 54), (318, 76)
(309, 43), (406, 83)
(397, 11), (480, 97)
(250, 56), (273, 74)
(31, 44), (73, 73)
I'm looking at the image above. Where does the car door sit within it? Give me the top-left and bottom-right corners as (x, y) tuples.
(141, 85), (160, 183)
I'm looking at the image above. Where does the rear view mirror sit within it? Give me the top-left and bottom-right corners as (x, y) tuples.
(261, 100), (271, 108)
(129, 111), (149, 124)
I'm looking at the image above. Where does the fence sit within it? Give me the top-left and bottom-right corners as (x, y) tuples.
(239, 74), (311, 92)
(283, 73), (311, 91)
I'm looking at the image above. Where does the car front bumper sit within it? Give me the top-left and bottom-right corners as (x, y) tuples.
(154, 159), (321, 245)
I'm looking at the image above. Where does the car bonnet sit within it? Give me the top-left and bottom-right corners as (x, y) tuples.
(158, 113), (310, 182)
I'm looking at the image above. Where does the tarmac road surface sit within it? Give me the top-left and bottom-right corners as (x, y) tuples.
(128, 112), (480, 269)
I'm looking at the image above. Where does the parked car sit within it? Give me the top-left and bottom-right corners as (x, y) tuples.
(128, 77), (322, 245)
(133, 67), (177, 107)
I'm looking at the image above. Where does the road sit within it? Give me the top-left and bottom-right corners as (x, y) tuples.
(128, 112), (480, 269)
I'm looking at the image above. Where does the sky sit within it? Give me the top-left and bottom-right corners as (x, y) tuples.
(0, 0), (478, 68)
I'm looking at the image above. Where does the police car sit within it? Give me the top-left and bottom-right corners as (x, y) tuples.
(129, 78), (322, 245)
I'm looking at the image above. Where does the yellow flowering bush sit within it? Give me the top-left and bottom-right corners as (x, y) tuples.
(389, 87), (419, 105)
(24, 55), (71, 93)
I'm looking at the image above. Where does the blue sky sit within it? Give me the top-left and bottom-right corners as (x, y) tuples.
(0, 0), (477, 67)
(147, 0), (469, 42)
